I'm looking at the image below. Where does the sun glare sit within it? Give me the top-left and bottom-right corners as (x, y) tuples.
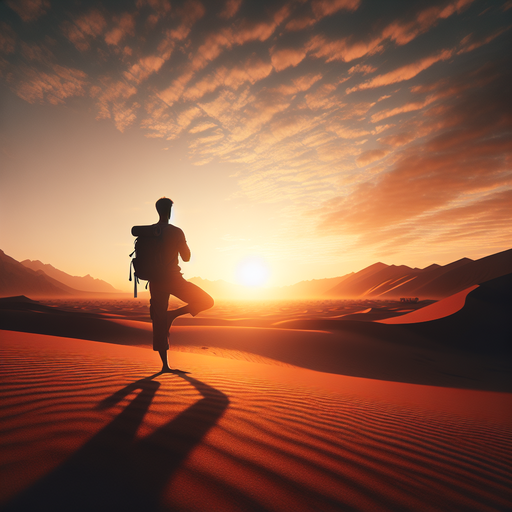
(235, 256), (270, 287)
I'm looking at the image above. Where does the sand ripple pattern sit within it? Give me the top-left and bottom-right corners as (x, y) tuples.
(1, 334), (511, 512)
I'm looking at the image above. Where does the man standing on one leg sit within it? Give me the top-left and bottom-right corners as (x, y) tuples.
(148, 197), (214, 372)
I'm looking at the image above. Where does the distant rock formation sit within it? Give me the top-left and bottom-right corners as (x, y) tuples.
(0, 250), (121, 298)
(21, 259), (120, 293)
(0, 250), (77, 298)
(325, 248), (512, 299)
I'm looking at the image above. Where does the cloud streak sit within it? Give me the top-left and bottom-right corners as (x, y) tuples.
(2, 0), (511, 275)
(319, 60), (512, 254)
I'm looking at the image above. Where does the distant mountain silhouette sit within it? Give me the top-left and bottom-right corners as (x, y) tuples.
(325, 249), (512, 299)
(0, 250), (78, 298)
(2, 247), (511, 301)
(0, 250), (121, 298)
(188, 274), (353, 300)
(21, 259), (120, 293)
(273, 274), (353, 299)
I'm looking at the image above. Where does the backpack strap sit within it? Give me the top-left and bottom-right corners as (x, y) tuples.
(129, 249), (135, 297)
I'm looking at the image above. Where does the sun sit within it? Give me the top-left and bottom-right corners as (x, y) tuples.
(235, 256), (270, 287)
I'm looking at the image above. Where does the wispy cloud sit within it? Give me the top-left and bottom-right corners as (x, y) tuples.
(61, 9), (107, 52)
(2, 0), (511, 272)
(105, 13), (135, 46)
(270, 47), (307, 72)
(219, 0), (242, 19)
(348, 49), (454, 93)
(16, 64), (88, 105)
(318, 61), (512, 253)
(6, 0), (50, 22)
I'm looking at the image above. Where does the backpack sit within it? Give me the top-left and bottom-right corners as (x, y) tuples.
(129, 224), (164, 297)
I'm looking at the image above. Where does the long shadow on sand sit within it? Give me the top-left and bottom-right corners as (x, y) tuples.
(2, 373), (229, 512)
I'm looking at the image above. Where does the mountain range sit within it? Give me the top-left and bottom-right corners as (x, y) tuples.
(21, 259), (120, 293)
(325, 248), (512, 299)
(1, 247), (511, 300)
(189, 248), (512, 300)
(0, 250), (120, 297)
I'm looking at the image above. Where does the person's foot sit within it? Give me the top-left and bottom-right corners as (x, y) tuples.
(160, 366), (189, 374)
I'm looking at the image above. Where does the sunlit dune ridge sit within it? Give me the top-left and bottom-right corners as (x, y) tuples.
(1, 332), (511, 511)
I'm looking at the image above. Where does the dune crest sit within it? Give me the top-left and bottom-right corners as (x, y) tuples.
(377, 285), (478, 324)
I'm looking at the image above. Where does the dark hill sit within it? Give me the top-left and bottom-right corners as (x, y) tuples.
(21, 259), (120, 293)
(325, 249), (512, 299)
(0, 250), (79, 298)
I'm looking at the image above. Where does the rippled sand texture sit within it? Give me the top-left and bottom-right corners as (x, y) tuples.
(1, 331), (511, 512)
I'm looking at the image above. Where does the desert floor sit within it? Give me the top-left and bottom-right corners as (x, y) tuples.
(1, 284), (511, 511)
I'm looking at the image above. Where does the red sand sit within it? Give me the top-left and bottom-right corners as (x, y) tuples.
(1, 329), (511, 511)
(378, 285), (478, 324)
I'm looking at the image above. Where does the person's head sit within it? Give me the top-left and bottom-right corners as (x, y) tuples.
(156, 197), (173, 220)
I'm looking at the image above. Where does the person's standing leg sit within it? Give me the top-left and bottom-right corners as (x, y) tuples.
(149, 281), (172, 371)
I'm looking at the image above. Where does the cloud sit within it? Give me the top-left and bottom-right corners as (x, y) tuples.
(381, 0), (476, 46)
(124, 55), (166, 84)
(6, 0), (50, 22)
(92, 80), (138, 131)
(356, 148), (391, 167)
(0, 23), (16, 55)
(285, 0), (361, 31)
(348, 63), (377, 75)
(306, 0), (476, 64)
(311, 0), (361, 18)
(190, 3), (289, 71)
(329, 125), (370, 139)
(318, 62), (512, 251)
(219, 0), (242, 19)
(272, 73), (323, 95)
(3, 0), (509, 258)
(105, 13), (136, 46)
(306, 33), (382, 63)
(19, 41), (54, 64)
(285, 16), (316, 31)
(270, 47), (307, 72)
(370, 95), (438, 122)
(378, 132), (417, 147)
(16, 64), (88, 105)
(183, 56), (273, 101)
(232, 4), (291, 44)
(112, 102), (140, 132)
(348, 49), (454, 93)
(268, 114), (312, 142)
(172, 0), (205, 39)
(61, 10), (107, 51)
(458, 27), (509, 54)
(157, 3), (291, 107)
(189, 122), (217, 133)
(304, 83), (338, 110)
(229, 92), (292, 142)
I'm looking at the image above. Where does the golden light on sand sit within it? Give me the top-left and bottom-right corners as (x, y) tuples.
(235, 256), (270, 287)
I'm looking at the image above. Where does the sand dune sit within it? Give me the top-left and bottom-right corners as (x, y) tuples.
(1, 273), (511, 510)
(378, 285), (479, 324)
(1, 295), (509, 391)
(1, 331), (511, 511)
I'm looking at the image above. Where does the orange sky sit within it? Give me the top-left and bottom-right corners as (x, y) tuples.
(0, 0), (511, 292)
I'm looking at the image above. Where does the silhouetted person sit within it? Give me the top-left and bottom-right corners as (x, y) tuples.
(147, 197), (213, 372)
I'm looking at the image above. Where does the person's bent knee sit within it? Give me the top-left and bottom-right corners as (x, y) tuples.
(203, 293), (214, 311)
(189, 293), (214, 316)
